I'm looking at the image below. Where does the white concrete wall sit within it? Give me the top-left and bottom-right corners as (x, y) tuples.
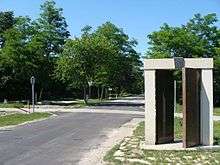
(144, 59), (176, 70)
(144, 58), (213, 147)
(144, 70), (156, 144)
(184, 58), (213, 69)
(144, 58), (213, 70)
(200, 69), (213, 146)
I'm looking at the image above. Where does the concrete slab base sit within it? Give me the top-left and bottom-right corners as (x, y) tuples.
(140, 141), (220, 151)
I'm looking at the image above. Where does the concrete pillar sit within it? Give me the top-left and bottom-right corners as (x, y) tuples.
(200, 69), (213, 145)
(144, 70), (156, 144)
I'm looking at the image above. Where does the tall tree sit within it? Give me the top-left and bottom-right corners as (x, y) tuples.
(31, 0), (70, 99)
(95, 22), (143, 94)
(146, 13), (220, 105)
(0, 11), (14, 48)
(0, 16), (37, 99)
(34, 0), (70, 57)
(55, 27), (116, 103)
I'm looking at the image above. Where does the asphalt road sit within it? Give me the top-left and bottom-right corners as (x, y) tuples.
(0, 112), (143, 165)
(89, 96), (145, 111)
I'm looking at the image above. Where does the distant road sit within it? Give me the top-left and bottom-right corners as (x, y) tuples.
(88, 96), (145, 111)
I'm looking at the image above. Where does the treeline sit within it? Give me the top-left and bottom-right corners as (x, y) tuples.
(146, 13), (220, 105)
(0, 0), (143, 102)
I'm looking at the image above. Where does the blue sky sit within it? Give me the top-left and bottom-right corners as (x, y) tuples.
(0, 0), (220, 55)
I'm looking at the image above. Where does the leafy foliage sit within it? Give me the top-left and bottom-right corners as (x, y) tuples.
(55, 22), (143, 103)
(147, 13), (220, 105)
(0, 0), (70, 101)
(0, 0), (143, 102)
(0, 11), (14, 48)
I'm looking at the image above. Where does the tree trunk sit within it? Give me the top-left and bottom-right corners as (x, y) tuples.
(83, 86), (88, 105)
(105, 88), (108, 99)
(39, 88), (43, 101)
(97, 86), (100, 100)
(100, 86), (104, 100)
(88, 85), (91, 99)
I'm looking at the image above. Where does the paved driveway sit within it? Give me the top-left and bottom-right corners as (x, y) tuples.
(0, 112), (143, 165)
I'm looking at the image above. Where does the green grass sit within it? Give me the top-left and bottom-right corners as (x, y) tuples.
(133, 121), (145, 137)
(214, 107), (220, 116)
(175, 103), (182, 113)
(214, 121), (220, 145)
(0, 113), (52, 127)
(174, 117), (220, 145)
(103, 144), (122, 165)
(0, 103), (25, 108)
(174, 117), (183, 139)
(140, 149), (220, 164)
(131, 118), (184, 141)
(176, 103), (220, 116)
(104, 118), (220, 164)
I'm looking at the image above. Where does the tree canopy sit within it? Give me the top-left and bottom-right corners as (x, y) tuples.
(0, 0), (143, 102)
(55, 23), (143, 103)
(147, 13), (220, 105)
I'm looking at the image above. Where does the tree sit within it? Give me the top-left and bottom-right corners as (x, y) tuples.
(95, 22), (143, 94)
(0, 11), (14, 48)
(34, 0), (70, 57)
(56, 22), (143, 103)
(31, 0), (70, 99)
(0, 1), (71, 101)
(0, 16), (37, 99)
(146, 13), (220, 105)
(147, 24), (206, 58)
(55, 28), (116, 103)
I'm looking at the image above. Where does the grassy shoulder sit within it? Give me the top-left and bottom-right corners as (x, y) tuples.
(0, 113), (52, 127)
(0, 103), (25, 108)
(104, 118), (220, 164)
(0, 99), (107, 109)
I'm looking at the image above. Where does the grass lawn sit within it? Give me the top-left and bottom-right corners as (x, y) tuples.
(0, 113), (52, 127)
(214, 107), (220, 116)
(0, 99), (107, 109)
(0, 102), (25, 108)
(176, 103), (220, 116)
(104, 118), (220, 164)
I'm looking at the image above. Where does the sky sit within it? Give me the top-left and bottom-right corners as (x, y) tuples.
(0, 0), (220, 56)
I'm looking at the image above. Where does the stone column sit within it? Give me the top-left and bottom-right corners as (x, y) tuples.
(144, 70), (156, 144)
(200, 69), (213, 145)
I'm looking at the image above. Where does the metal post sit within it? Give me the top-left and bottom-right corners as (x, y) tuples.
(30, 76), (35, 113)
(174, 80), (177, 113)
(32, 83), (35, 113)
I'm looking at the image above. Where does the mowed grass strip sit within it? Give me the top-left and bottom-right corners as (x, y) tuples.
(0, 113), (52, 127)
(0, 103), (25, 108)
